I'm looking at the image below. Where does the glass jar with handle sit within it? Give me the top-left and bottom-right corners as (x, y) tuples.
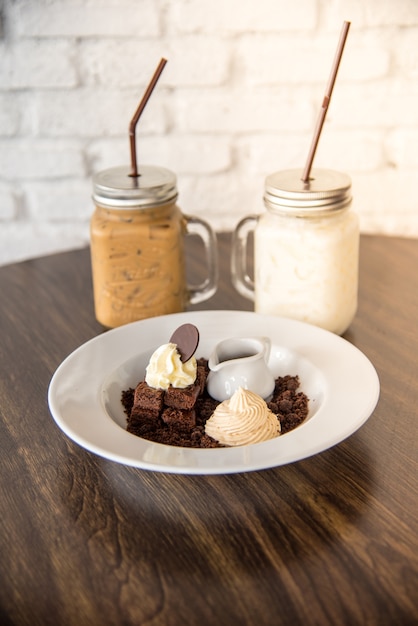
(231, 168), (359, 335)
(91, 165), (218, 328)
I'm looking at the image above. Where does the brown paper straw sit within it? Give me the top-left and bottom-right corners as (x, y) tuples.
(301, 21), (351, 183)
(129, 58), (167, 177)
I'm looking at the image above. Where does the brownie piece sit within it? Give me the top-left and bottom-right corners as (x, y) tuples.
(161, 407), (196, 430)
(196, 358), (209, 394)
(131, 381), (164, 419)
(164, 382), (201, 410)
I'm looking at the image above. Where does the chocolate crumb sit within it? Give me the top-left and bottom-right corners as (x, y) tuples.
(121, 388), (135, 417)
(121, 363), (309, 448)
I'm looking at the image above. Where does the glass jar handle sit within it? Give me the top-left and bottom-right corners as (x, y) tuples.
(231, 215), (258, 301)
(184, 215), (218, 304)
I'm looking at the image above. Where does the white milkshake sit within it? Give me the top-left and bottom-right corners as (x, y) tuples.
(232, 169), (360, 335)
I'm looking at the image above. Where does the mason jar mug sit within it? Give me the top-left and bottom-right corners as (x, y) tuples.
(231, 169), (359, 335)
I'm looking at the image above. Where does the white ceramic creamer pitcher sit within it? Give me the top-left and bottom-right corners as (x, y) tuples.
(207, 337), (275, 402)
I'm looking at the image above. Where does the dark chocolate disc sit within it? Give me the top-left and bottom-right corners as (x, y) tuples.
(170, 324), (199, 362)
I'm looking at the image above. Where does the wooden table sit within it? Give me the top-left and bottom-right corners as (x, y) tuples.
(0, 233), (417, 626)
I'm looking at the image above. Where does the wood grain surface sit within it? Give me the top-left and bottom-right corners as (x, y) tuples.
(0, 233), (417, 626)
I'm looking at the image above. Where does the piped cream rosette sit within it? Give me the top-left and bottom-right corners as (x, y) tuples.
(205, 387), (281, 447)
(145, 343), (196, 389)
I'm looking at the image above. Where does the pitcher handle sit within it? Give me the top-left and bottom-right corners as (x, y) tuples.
(231, 215), (258, 301)
(184, 214), (218, 305)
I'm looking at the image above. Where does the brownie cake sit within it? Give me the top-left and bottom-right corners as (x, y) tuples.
(121, 358), (309, 448)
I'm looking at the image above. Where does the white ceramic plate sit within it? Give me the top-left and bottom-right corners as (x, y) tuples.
(48, 311), (380, 475)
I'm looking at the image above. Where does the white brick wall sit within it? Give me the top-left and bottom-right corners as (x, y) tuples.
(1, 0), (418, 265)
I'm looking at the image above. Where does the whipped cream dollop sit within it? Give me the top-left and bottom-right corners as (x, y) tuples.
(205, 387), (281, 447)
(145, 342), (197, 389)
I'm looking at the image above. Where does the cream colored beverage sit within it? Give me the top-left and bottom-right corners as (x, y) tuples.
(91, 166), (217, 328)
(232, 169), (359, 335)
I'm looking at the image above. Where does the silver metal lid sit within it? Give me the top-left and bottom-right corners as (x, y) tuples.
(92, 165), (178, 209)
(264, 168), (352, 216)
